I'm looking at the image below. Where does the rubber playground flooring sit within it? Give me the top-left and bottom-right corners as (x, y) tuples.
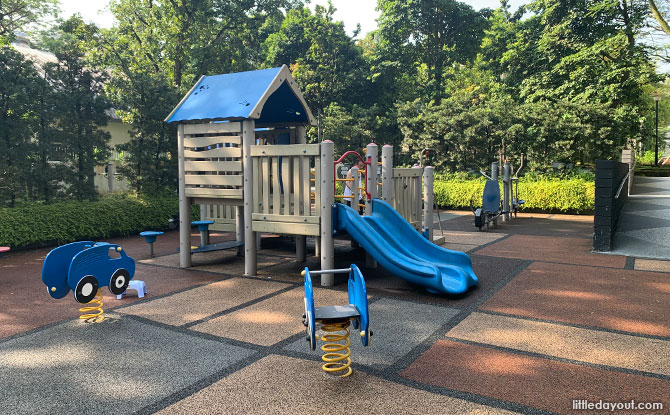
(1, 213), (669, 415)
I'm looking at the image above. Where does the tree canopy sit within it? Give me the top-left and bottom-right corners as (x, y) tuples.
(0, 0), (668, 206)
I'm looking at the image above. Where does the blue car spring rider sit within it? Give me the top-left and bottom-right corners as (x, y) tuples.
(302, 265), (371, 377)
(42, 241), (136, 322)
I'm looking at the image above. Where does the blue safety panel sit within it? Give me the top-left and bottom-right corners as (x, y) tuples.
(166, 67), (309, 124)
(482, 180), (501, 213)
(348, 265), (370, 346)
(303, 268), (317, 351)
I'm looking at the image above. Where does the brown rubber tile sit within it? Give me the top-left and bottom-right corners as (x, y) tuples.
(158, 354), (518, 415)
(191, 287), (349, 345)
(447, 312), (670, 375)
(118, 277), (289, 326)
(480, 262), (670, 337)
(401, 340), (670, 414)
(440, 213), (593, 238)
(474, 235), (627, 267)
(635, 259), (670, 273)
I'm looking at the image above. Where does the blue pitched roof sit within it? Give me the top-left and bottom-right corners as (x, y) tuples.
(165, 66), (315, 125)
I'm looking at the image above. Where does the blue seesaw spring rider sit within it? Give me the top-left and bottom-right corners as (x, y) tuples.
(42, 241), (136, 322)
(302, 265), (371, 377)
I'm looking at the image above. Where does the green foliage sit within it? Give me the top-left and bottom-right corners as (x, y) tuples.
(0, 46), (43, 206)
(264, 4), (370, 112)
(0, 194), (182, 249)
(42, 16), (112, 201)
(638, 150), (658, 165)
(0, 0), (57, 43)
(434, 176), (595, 213)
(376, 0), (488, 100)
(634, 165), (670, 177)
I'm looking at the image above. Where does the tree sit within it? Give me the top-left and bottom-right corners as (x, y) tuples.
(93, 0), (300, 193)
(0, 0), (57, 43)
(376, 0), (489, 101)
(264, 4), (371, 114)
(0, 46), (41, 205)
(43, 16), (111, 200)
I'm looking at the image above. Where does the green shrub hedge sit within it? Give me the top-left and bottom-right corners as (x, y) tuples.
(434, 176), (595, 213)
(0, 194), (194, 250)
(635, 165), (670, 177)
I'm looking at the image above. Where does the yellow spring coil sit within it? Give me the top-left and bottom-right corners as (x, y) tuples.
(79, 289), (105, 323)
(320, 320), (352, 377)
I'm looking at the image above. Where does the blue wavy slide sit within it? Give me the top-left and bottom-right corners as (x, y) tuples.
(336, 199), (478, 295)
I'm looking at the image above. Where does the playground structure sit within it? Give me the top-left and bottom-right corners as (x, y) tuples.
(302, 265), (370, 377)
(166, 65), (476, 294)
(472, 159), (525, 230)
(42, 241), (136, 322)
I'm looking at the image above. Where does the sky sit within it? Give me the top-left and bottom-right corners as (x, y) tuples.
(56, 0), (530, 35)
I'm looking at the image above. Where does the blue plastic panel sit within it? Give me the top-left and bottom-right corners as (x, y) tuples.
(482, 180), (501, 213)
(166, 67), (309, 124)
(68, 244), (135, 291)
(303, 268), (317, 351)
(348, 265), (370, 346)
(42, 241), (93, 299)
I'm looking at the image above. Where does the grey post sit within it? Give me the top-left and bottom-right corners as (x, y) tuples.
(200, 227), (209, 246)
(381, 145), (394, 205)
(177, 124), (192, 268)
(107, 163), (114, 192)
(296, 126), (307, 261)
(243, 119), (257, 276)
(235, 205), (244, 256)
(350, 166), (359, 209)
(365, 143), (378, 268)
(423, 166), (434, 241)
(320, 140), (335, 286)
(503, 161), (511, 221)
(491, 162), (499, 181)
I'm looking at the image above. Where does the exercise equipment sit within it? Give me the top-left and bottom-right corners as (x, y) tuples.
(42, 241), (136, 322)
(472, 157), (524, 230)
(472, 162), (503, 231)
(510, 155), (526, 217)
(302, 266), (370, 377)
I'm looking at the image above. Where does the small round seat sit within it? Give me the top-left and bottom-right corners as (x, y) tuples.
(191, 220), (214, 232)
(140, 231), (164, 244)
(192, 220), (215, 246)
(139, 231), (163, 256)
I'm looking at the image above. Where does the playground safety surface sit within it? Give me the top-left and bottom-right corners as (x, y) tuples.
(1, 213), (669, 415)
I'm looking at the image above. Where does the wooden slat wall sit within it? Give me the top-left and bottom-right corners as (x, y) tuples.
(392, 168), (422, 229)
(250, 143), (321, 235)
(183, 122), (244, 199)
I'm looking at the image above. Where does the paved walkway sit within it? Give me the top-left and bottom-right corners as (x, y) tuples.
(0, 213), (668, 414)
(612, 176), (670, 261)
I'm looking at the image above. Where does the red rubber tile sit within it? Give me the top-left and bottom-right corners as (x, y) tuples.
(401, 340), (670, 414)
(480, 262), (670, 337)
(473, 235), (627, 268)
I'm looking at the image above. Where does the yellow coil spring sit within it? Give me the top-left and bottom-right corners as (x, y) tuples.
(79, 289), (105, 323)
(320, 320), (352, 377)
